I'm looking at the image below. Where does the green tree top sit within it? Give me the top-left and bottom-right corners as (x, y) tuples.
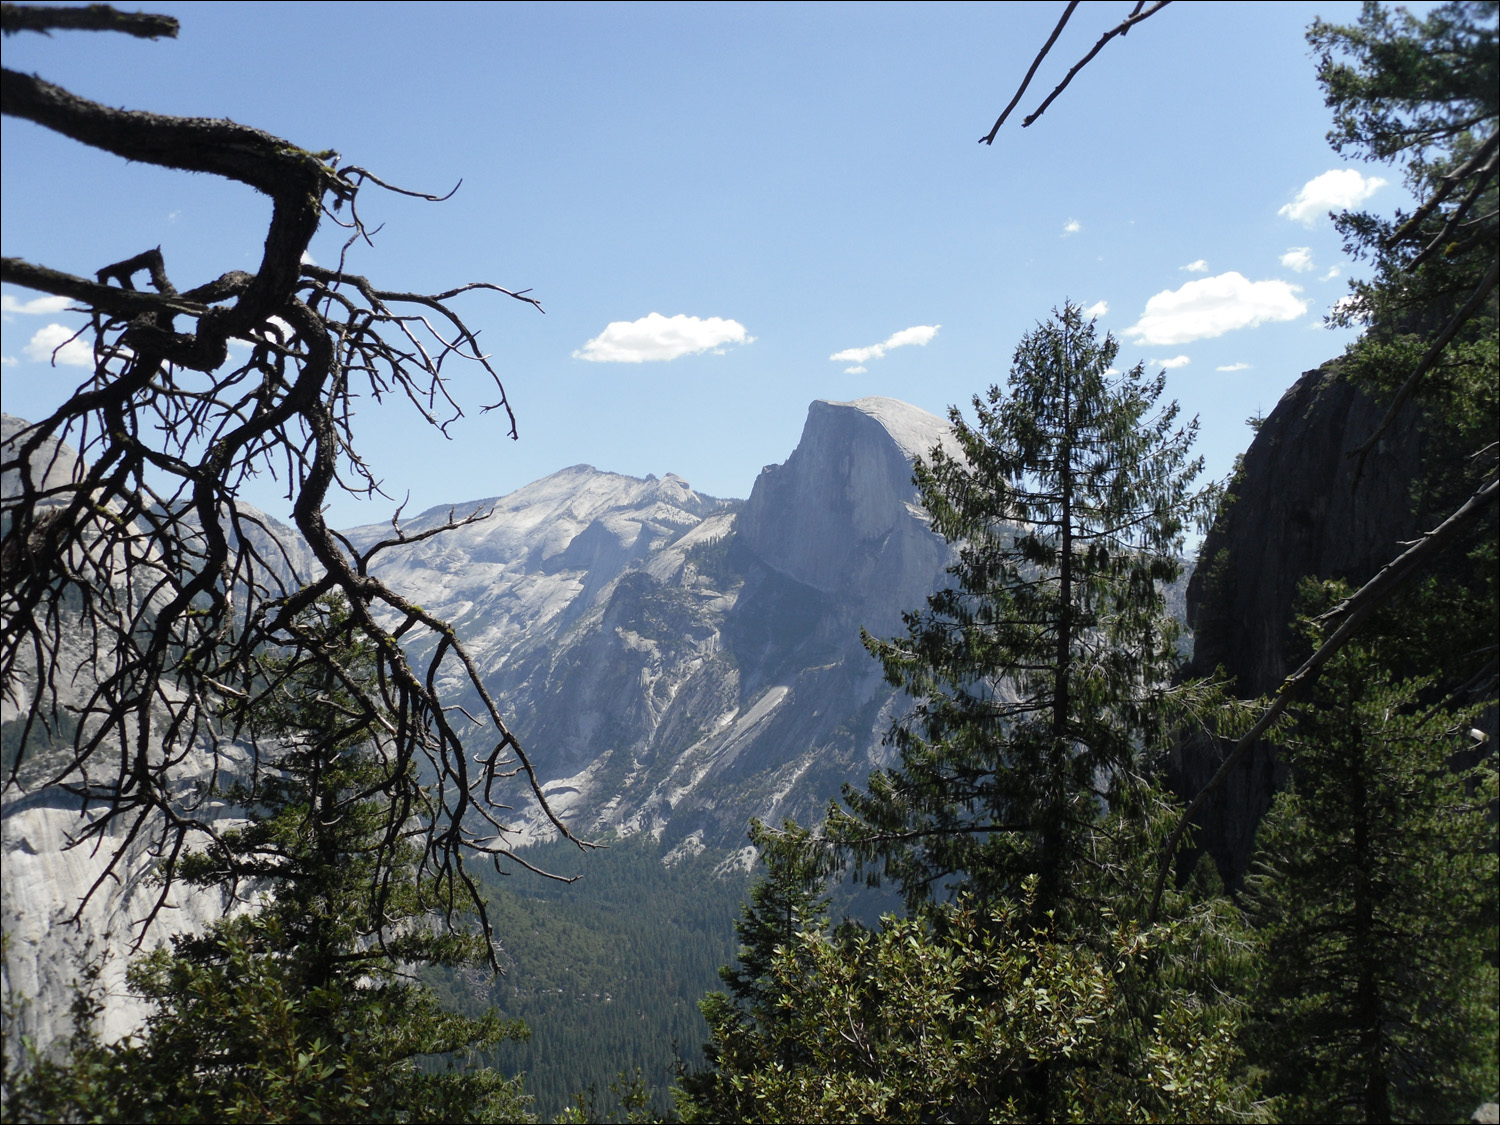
(831, 302), (1215, 925)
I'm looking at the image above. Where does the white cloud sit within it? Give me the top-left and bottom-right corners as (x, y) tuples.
(1216, 362), (1252, 372)
(1280, 247), (1314, 273)
(300, 250), (317, 266)
(1154, 355), (1191, 369)
(830, 324), (940, 365)
(1321, 266), (1342, 281)
(2, 294), (72, 317)
(23, 323), (94, 367)
(843, 364), (868, 375)
(1180, 260), (1209, 273)
(1083, 300), (1109, 318)
(1279, 168), (1387, 226)
(1, 355), (17, 367)
(1124, 272), (1308, 346)
(574, 313), (754, 363)
(1063, 219), (1081, 236)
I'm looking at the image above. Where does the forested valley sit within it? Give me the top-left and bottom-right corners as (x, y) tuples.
(2, 2), (1496, 1123)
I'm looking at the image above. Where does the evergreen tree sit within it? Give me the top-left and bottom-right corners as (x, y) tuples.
(4, 596), (532, 1123)
(1244, 605), (1498, 1125)
(683, 304), (1257, 1123)
(829, 300), (1214, 928)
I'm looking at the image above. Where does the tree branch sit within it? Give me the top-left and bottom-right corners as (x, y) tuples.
(1, 3), (178, 39)
(978, 1), (1080, 145)
(981, 0), (1171, 138)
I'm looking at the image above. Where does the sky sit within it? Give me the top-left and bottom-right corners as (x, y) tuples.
(1, 1), (1425, 531)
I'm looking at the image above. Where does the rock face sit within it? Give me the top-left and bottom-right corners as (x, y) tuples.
(738, 398), (959, 636)
(2, 778), (242, 1052)
(1176, 360), (1428, 881)
(342, 397), (960, 855)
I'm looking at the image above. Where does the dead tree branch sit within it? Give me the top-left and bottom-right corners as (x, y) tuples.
(980, 1), (1170, 142)
(1, 5), (568, 959)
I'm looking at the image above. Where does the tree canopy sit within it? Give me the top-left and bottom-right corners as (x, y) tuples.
(829, 301), (1213, 924)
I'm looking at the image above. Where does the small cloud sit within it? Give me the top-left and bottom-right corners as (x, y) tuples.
(300, 250), (317, 266)
(1321, 266), (1342, 281)
(1104, 367), (1121, 376)
(843, 364), (868, 375)
(2, 293), (73, 317)
(1154, 355), (1191, 369)
(23, 323), (94, 367)
(1279, 168), (1387, 226)
(1083, 300), (1109, 318)
(1180, 260), (1209, 273)
(574, 313), (754, 363)
(1280, 247), (1314, 273)
(1, 355), (17, 367)
(1125, 272), (1308, 346)
(830, 324), (940, 365)
(1062, 219), (1081, 236)
(1216, 362), (1252, 372)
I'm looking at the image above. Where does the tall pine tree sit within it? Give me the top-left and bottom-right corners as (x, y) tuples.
(1244, 605), (1498, 1125)
(830, 300), (1214, 928)
(683, 304), (1255, 1123)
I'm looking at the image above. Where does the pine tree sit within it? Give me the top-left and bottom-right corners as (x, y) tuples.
(1244, 609), (1498, 1125)
(4, 595), (532, 1123)
(829, 300), (1214, 928)
(683, 304), (1257, 1123)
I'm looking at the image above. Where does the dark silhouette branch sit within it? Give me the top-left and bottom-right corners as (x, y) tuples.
(980, 1), (1170, 141)
(978, 1), (1080, 144)
(0, 2), (177, 39)
(0, 5), (570, 961)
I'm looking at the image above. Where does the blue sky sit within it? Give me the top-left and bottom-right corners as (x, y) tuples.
(2, 1), (1416, 530)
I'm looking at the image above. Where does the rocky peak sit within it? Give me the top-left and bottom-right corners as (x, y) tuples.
(736, 397), (956, 635)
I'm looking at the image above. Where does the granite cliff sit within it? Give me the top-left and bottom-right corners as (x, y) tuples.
(1174, 358), (1487, 883)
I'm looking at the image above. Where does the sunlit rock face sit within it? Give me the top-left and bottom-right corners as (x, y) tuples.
(738, 397), (958, 638)
(2, 780), (241, 1053)
(350, 397), (962, 854)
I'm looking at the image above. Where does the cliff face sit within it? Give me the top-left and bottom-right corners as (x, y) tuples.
(440, 397), (960, 853)
(737, 398), (958, 637)
(1178, 360), (1427, 881)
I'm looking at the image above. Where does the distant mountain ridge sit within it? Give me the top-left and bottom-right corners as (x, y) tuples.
(0, 397), (964, 1046)
(343, 396), (962, 855)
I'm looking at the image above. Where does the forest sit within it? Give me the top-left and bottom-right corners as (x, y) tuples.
(1, 2), (1496, 1123)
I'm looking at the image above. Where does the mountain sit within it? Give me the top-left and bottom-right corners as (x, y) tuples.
(344, 396), (961, 857)
(1, 396), (962, 1047)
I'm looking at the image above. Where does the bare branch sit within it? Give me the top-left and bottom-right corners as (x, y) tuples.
(978, 1), (1079, 145)
(1, 21), (566, 961)
(981, 0), (1171, 139)
(1, 3), (178, 39)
